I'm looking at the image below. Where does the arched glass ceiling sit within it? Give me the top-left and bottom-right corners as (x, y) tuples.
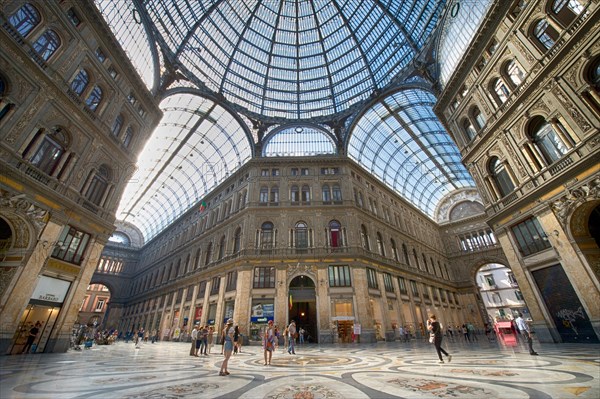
(117, 93), (252, 241)
(437, 0), (493, 88)
(142, 0), (446, 120)
(263, 126), (337, 157)
(94, 0), (155, 90)
(348, 88), (475, 217)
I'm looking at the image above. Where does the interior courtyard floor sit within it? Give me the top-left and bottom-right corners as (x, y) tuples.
(0, 337), (598, 399)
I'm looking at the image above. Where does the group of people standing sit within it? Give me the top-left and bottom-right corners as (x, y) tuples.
(262, 319), (305, 365)
(190, 324), (213, 357)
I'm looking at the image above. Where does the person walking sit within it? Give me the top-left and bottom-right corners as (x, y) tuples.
(233, 325), (240, 354)
(428, 315), (452, 364)
(263, 320), (276, 365)
(207, 326), (214, 354)
(287, 320), (297, 354)
(461, 324), (470, 342)
(219, 319), (234, 376)
(515, 314), (538, 355)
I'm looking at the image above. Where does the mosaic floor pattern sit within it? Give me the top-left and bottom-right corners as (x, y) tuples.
(0, 339), (598, 398)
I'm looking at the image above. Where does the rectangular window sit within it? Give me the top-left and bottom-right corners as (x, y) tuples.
(94, 298), (105, 311)
(271, 168), (279, 176)
(366, 267), (378, 289)
(66, 8), (80, 26)
(422, 285), (430, 300)
(226, 271), (237, 291)
(383, 272), (394, 292)
(253, 267), (276, 288)
(301, 168), (309, 176)
(511, 217), (552, 256)
(52, 226), (91, 265)
(515, 290), (524, 300)
(197, 281), (207, 298)
(328, 265), (351, 287)
(261, 169), (269, 176)
(95, 48), (106, 63)
(398, 277), (407, 294)
(291, 168), (298, 176)
(484, 274), (496, 287)
(210, 276), (220, 295)
(410, 280), (419, 297)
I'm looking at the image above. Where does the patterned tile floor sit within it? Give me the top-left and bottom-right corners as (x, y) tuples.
(1, 337), (598, 398)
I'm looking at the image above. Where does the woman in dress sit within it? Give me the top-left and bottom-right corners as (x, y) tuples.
(219, 319), (234, 376)
(263, 320), (275, 365)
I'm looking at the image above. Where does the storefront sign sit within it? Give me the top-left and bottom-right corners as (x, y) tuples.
(251, 302), (274, 322)
(30, 276), (71, 304)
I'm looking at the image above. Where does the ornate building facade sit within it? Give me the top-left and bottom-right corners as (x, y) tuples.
(1, 0), (598, 354)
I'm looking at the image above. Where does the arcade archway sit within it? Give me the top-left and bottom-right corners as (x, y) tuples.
(288, 275), (318, 343)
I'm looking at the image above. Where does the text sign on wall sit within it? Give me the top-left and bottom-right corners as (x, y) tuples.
(31, 276), (71, 304)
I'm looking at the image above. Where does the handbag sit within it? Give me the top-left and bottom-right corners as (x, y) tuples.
(429, 335), (435, 343)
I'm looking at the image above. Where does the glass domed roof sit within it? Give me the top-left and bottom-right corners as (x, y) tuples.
(141, 0), (445, 120)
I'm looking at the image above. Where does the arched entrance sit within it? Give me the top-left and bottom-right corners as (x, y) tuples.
(289, 275), (317, 343)
(475, 263), (529, 325)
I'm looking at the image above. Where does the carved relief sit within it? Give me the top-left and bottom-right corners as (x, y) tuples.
(0, 189), (48, 244)
(550, 175), (600, 230)
(563, 59), (585, 88)
(552, 86), (592, 131)
(513, 39), (535, 66)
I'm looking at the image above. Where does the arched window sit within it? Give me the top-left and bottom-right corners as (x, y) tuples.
(529, 117), (568, 164)
(122, 126), (133, 148)
(8, 3), (40, 37)
(295, 222), (308, 249)
(332, 184), (342, 202)
(290, 185), (299, 203)
(376, 232), (385, 256)
(552, 0), (583, 27)
(402, 244), (410, 265)
(218, 235), (226, 260)
(0, 75), (13, 123)
(33, 29), (61, 61)
(493, 78), (510, 104)
(259, 186), (268, 203)
(358, 191), (364, 207)
(29, 127), (67, 175)
(111, 115), (123, 137)
(489, 157), (515, 197)
(85, 85), (102, 111)
(505, 59), (525, 87)
(205, 242), (213, 265)
(588, 56), (600, 88)
(462, 118), (477, 140)
(360, 224), (370, 251)
(260, 222), (274, 249)
(270, 186), (279, 203)
(390, 239), (399, 261)
(70, 69), (89, 96)
(233, 227), (241, 253)
(533, 19), (558, 50)
(301, 185), (310, 203)
(84, 164), (110, 206)
(473, 107), (486, 130)
(322, 184), (331, 202)
(329, 220), (341, 248)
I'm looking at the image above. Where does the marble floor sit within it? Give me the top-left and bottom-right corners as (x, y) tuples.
(0, 338), (598, 399)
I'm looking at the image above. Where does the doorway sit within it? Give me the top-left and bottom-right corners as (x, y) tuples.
(10, 303), (60, 354)
(289, 275), (318, 343)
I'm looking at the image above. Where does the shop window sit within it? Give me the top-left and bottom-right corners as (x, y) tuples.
(328, 265), (351, 287)
(511, 217), (552, 256)
(52, 226), (91, 265)
(529, 117), (569, 164)
(489, 157), (515, 197)
(8, 3), (40, 37)
(33, 29), (61, 61)
(70, 69), (89, 96)
(253, 267), (275, 288)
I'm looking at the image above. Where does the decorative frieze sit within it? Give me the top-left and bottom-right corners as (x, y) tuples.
(552, 86), (592, 131)
(550, 175), (600, 229)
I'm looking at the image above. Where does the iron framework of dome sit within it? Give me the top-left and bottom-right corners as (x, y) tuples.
(94, 0), (486, 242)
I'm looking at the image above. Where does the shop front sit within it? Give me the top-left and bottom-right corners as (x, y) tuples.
(10, 275), (71, 354)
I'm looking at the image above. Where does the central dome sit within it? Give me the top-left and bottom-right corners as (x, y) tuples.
(145, 0), (445, 120)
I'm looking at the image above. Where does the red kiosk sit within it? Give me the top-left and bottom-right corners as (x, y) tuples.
(494, 321), (518, 345)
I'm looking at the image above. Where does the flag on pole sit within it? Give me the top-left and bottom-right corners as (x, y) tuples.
(289, 293), (293, 310)
(199, 200), (207, 213)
